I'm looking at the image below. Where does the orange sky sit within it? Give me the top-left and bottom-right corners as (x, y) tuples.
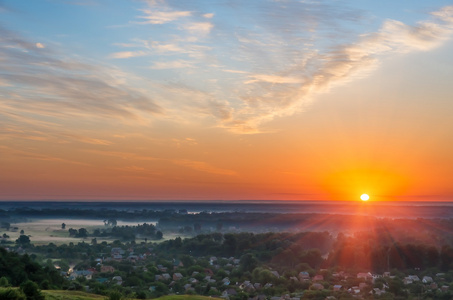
(1, 2), (453, 201)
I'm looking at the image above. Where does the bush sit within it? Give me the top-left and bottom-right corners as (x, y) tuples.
(109, 290), (123, 300)
(0, 287), (26, 300)
(20, 280), (44, 300)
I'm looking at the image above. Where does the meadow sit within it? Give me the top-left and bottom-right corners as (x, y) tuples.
(8, 219), (155, 246)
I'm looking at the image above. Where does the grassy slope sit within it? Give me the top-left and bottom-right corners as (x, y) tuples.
(43, 291), (213, 300)
(156, 296), (213, 300)
(43, 290), (106, 300)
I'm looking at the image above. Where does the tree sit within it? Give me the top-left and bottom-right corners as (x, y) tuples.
(1, 222), (10, 230)
(156, 231), (163, 240)
(77, 228), (88, 238)
(16, 235), (30, 245)
(0, 277), (9, 287)
(61, 223), (66, 229)
(20, 230), (24, 235)
(2, 233), (9, 239)
(240, 253), (258, 273)
(20, 280), (44, 300)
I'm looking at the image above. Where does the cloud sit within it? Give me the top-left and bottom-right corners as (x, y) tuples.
(183, 21), (213, 36)
(203, 13), (214, 19)
(85, 148), (237, 176)
(35, 42), (45, 48)
(149, 41), (184, 53)
(0, 25), (163, 122)
(110, 50), (147, 59)
(172, 159), (237, 176)
(62, 134), (113, 145)
(137, 9), (191, 24)
(0, 145), (89, 166)
(245, 74), (303, 84)
(150, 60), (194, 69)
(159, 82), (233, 122)
(219, 5), (453, 133)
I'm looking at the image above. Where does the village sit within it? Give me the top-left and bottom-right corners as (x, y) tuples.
(48, 242), (453, 300)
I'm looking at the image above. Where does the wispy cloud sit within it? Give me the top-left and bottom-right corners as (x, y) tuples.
(150, 60), (194, 69)
(0, 25), (163, 122)
(0, 145), (89, 166)
(182, 21), (213, 36)
(219, 5), (453, 133)
(137, 8), (191, 24)
(110, 50), (147, 59)
(245, 74), (303, 85)
(86, 149), (237, 176)
(172, 159), (237, 176)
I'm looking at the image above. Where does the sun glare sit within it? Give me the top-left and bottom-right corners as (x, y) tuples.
(360, 194), (370, 201)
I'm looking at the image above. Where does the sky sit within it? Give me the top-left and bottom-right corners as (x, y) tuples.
(1, 0), (453, 202)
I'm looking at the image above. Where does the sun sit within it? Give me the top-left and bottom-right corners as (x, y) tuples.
(360, 194), (370, 201)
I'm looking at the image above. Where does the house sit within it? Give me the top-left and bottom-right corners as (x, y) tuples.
(240, 281), (255, 293)
(204, 268), (214, 276)
(112, 276), (123, 285)
(70, 270), (93, 280)
(313, 275), (324, 282)
(96, 277), (108, 284)
(403, 278), (413, 285)
(112, 254), (123, 261)
(270, 271), (280, 278)
(111, 248), (125, 255)
(157, 265), (167, 272)
(333, 285), (342, 291)
(430, 283), (438, 290)
(299, 271), (310, 281)
(173, 273), (183, 281)
(311, 283), (323, 290)
(422, 276), (433, 283)
(372, 288), (385, 296)
(408, 275), (420, 282)
(127, 255), (138, 262)
(161, 273), (171, 280)
(155, 275), (162, 281)
(357, 272), (372, 280)
(101, 265), (115, 273)
(189, 278), (198, 284)
(225, 288), (237, 296)
(173, 259), (183, 269)
(222, 277), (230, 286)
